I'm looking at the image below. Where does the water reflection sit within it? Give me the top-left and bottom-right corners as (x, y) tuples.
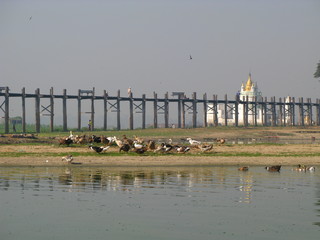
(0, 166), (319, 240)
(0, 166), (316, 200)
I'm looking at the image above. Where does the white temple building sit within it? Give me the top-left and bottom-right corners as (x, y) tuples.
(207, 73), (267, 126)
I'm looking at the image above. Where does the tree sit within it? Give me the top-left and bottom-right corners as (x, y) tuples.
(314, 61), (320, 79)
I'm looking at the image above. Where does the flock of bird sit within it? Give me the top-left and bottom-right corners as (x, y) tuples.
(58, 132), (227, 163)
(59, 132), (224, 153)
(59, 132), (316, 172)
(238, 164), (316, 172)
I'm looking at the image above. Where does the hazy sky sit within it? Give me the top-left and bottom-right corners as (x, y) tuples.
(1, 0), (320, 101)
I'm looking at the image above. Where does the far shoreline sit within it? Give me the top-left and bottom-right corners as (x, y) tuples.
(1, 155), (319, 167)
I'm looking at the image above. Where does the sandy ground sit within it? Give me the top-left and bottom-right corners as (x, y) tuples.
(0, 143), (320, 167)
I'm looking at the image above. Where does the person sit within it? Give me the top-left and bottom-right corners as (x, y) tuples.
(12, 121), (16, 132)
(88, 119), (92, 131)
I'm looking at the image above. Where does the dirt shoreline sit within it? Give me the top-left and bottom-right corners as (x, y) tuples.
(1, 155), (320, 167)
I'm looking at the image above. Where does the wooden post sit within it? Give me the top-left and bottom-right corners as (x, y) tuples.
(91, 87), (95, 131)
(254, 96), (257, 126)
(142, 94), (146, 129)
(63, 89), (67, 131)
(117, 90), (121, 130)
(153, 92), (158, 128)
(243, 96), (247, 126)
(235, 94), (239, 127)
(213, 95), (218, 126)
(4, 87), (9, 134)
(178, 95), (182, 128)
(264, 97), (268, 126)
(50, 87), (54, 132)
(283, 97), (287, 126)
(246, 96), (249, 126)
(203, 93), (207, 127)
(292, 97), (296, 126)
(165, 92), (169, 128)
(316, 98), (320, 126)
(192, 92), (197, 128)
(224, 94), (228, 126)
(103, 90), (108, 130)
(22, 87), (26, 133)
(279, 98), (283, 126)
(299, 97), (304, 126)
(182, 97), (185, 128)
(308, 98), (312, 125)
(272, 96), (276, 126)
(77, 89), (81, 131)
(35, 88), (40, 133)
(129, 92), (133, 130)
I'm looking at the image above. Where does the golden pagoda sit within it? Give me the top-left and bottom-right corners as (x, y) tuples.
(245, 73), (253, 91)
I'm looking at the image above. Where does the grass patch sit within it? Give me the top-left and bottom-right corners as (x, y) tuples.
(2, 151), (320, 158)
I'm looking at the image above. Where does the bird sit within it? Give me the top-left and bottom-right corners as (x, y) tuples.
(306, 166), (316, 171)
(186, 138), (201, 145)
(189, 55), (192, 60)
(133, 135), (144, 144)
(294, 164), (315, 172)
(122, 135), (134, 147)
(134, 147), (147, 154)
(89, 145), (110, 153)
(147, 140), (156, 150)
(216, 138), (226, 145)
(265, 165), (281, 172)
(114, 136), (124, 147)
(238, 166), (249, 171)
(175, 146), (190, 153)
(119, 144), (131, 152)
(61, 155), (73, 163)
(133, 141), (144, 149)
(29, 16), (32, 21)
(198, 144), (213, 152)
(58, 137), (73, 146)
(154, 143), (173, 153)
(128, 87), (132, 96)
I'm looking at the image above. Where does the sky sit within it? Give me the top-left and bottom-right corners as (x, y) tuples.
(0, 0), (320, 127)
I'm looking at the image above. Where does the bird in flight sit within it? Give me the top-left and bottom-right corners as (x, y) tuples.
(189, 55), (192, 60)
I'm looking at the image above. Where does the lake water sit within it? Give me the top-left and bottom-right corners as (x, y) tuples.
(0, 165), (319, 240)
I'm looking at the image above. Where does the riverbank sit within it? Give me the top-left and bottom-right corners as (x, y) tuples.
(0, 143), (320, 167)
(1, 127), (320, 167)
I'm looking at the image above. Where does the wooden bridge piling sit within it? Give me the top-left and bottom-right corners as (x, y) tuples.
(21, 87), (26, 133)
(103, 90), (108, 131)
(62, 89), (67, 131)
(35, 88), (40, 133)
(1, 87), (320, 133)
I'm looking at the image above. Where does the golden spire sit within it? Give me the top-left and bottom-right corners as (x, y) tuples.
(245, 73), (253, 91)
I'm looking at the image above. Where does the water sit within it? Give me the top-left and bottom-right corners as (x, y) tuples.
(0, 166), (319, 240)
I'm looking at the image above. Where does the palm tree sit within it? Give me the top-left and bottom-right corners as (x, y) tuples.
(314, 61), (320, 79)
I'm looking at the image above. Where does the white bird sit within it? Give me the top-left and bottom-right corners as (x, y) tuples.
(186, 137), (201, 145)
(133, 141), (144, 149)
(307, 166), (316, 171)
(114, 136), (123, 147)
(61, 155), (73, 163)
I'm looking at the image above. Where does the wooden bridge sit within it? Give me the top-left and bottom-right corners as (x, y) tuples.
(0, 87), (319, 133)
